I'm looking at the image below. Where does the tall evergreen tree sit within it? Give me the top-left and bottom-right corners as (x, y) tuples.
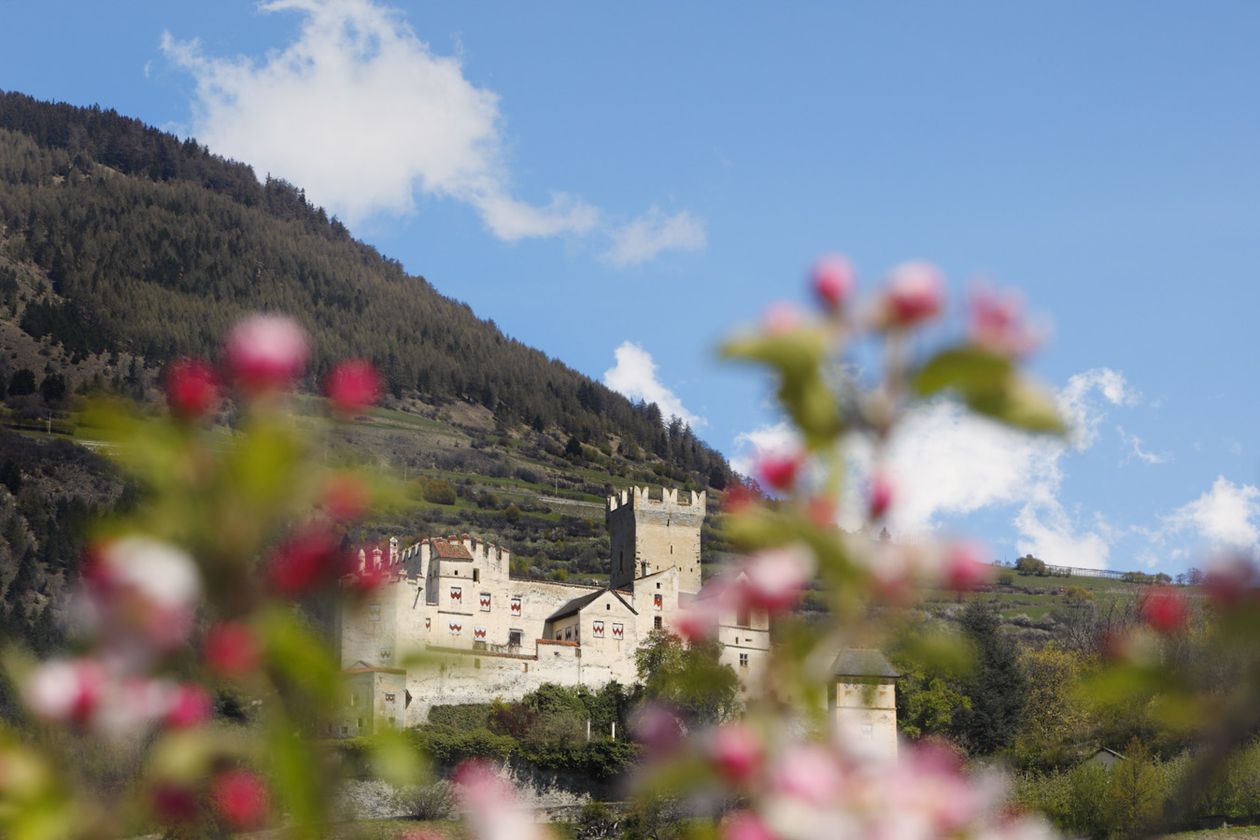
(953, 600), (1027, 755)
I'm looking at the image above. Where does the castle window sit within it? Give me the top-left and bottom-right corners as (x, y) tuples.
(509, 629), (522, 647)
(480, 592), (492, 612)
(739, 653), (749, 668)
(670, 545), (673, 554)
(473, 569), (480, 583)
(654, 616), (662, 630)
(656, 582), (660, 589)
(384, 693), (395, 703)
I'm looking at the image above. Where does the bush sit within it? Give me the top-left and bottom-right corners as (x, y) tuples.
(572, 800), (619, 839)
(421, 478), (457, 505)
(1015, 555), (1047, 576)
(427, 703), (492, 731)
(400, 780), (454, 820)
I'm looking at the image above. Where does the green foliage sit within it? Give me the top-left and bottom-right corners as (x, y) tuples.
(913, 345), (1067, 434)
(634, 629), (740, 725)
(425, 703), (492, 732)
(419, 478), (456, 506)
(1014, 646), (1093, 770)
(1017, 741), (1174, 838)
(953, 600), (1026, 755)
(1015, 554), (1047, 576)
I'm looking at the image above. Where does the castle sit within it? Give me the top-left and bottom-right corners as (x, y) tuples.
(334, 486), (772, 734)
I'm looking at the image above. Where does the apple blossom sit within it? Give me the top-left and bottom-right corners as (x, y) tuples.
(223, 314), (309, 395)
(324, 358), (381, 416)
(211, 769), (268, 830)
(879, 261), (944, 329)
(1142, 585), (1189, 635)
(810, 254), (856, 312)
(163, 358), (220, 419)
(204, 621), (261, 678)
(758, 452), (804, 492)
(711, 722), (764, 783)
(742, 545), (816, 613)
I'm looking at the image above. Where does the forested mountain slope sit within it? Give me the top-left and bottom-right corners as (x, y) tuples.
(0, 91), (729, 485)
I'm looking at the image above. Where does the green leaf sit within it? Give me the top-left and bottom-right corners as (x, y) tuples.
(968, 375), (1068, 435)
(912, 346), (1013, 397)
(912, 345), (1067, 435)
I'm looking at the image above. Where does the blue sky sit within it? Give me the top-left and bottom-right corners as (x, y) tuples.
(2, 1), (1258, 574)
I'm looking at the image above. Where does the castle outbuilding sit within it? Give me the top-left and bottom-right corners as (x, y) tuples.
(335, 486), (771, 735)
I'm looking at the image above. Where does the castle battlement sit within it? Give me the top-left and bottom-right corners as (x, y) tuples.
(607, 485), (706, 514)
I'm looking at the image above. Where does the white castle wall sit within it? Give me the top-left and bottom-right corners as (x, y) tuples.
(337, 487), (779, 731)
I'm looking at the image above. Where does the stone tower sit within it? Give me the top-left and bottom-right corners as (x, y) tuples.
(607, 486), (706, 593)
(831, 649), (900, 761)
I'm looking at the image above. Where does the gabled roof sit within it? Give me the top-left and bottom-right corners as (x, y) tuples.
(831, 649), (900, 679)
(430, 538), (473, 560)
(547, 588), (637, 622)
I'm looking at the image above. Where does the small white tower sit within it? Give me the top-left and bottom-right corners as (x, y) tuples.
(831, 649), (900, 761)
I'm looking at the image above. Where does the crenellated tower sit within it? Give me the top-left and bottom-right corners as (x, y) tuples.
(607, 486), (706, 593)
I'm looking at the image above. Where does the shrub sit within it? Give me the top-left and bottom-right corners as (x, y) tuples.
(427, 703), (492, 731)
(400, 780), (454, 820)
(421, 478), (457, 505)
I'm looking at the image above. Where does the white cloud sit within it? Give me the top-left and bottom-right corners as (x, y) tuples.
(604, 207), (707, 267)
(1058, 367), (1136, 449)
(725, 368), (1135, 567)
(603, 342), (703, 428)
(845, 400), (1062, 535)
(729, 421), (798, 477)
(1165, 477), (1260, 551)
(162, 0), (702, 261)
(1014, 501), (1111, 570)
(1117, 426), (1171, 465)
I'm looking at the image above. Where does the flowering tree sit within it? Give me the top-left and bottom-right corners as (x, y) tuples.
(0, 259), (1253, 839)
(1, 315), (397, 839)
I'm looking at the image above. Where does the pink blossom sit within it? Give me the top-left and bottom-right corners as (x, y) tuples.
(267, 524), (345, 595)
(763, 301), (806, 335)
(868, 473), (894, 521)
(758, 452), (804, 492)
(969, 286), (1039, 356)
(723, 810), (779, 840)
(943, 542), (993, 592)
(1142, 586), (1189, 635)
(880, 261), (944, 329)
(771, 743), (846, 806)
(322, 472), (371, 522)
(452, 759), (544, 840)
(630, 703), (685, 757)
(22, 658), (104, 726)
(711, 722), (764, 783)
(674, 604), (720, 642)
(324, 359), (381, 416)
(204, 622), (262, 678)
(742, 545), (816, 614)
(164, 358), (220, 419)
(80, 536), (201, 653)
(810, 254), (856, 312)
(151, 783), (199, 825)
(165, 683), (213, 729)
(1204, 555), (1258, 609)
(223, 314), (309, 395)
(211, 769), (269, 830)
